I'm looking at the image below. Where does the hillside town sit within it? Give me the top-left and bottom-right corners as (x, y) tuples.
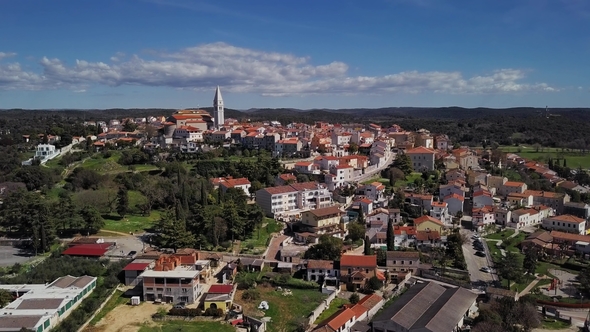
(2, 88), (590, 332)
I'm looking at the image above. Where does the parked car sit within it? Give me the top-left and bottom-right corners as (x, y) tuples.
(128, 251), (137, 257)
(174, 302), (186, 309)
(480, 266), (491, 273)
(475, 251), (486, 257)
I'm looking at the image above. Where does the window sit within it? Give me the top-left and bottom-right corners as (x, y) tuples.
(401, 260), (405, 265)
(182, 288), (188, 293)
(166, 288), (172, 292)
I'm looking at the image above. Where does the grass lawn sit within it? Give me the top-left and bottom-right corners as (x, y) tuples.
(499, 145), (590, 169)
(393, 172), (422, 188)
(241, 218), (283, 249)
(138, 321), (235, 332)
(541, 318), (571, 330)
(485, 229), (515, 240)
(486, 241), (502, 257)
(82, 151), (124, 173)
(89, 290), (128, 325)
(314, 297), (349, 324)
(103, 210), (161, 234)
(236, 285), (327, 332)
(362, 177), (391, 186)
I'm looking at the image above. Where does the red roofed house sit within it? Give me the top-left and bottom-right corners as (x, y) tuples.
(340, 255), (378, 291)
(204, 284), (237, 312)
(543, 215), (586, 235)
(414, 215), (445, 235)
(123, 259), (153, 285)
(499, 181), (528, 196)
(62, 243), (113, 258)
(472, 206), (495, 230)
(312, 307), (356, 332)
(219, 177), (251, 196)
(352, 198), (374, 215)
(275, 173), (297, 186)
(443, 193), (465, 216)
(416, 230), (442, 248)
(430, 201), (452, 226)
(405, 146), (435, 171)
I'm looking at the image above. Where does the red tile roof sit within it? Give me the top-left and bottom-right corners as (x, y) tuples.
(406, 146), (435, 154)
(414, 215), (444, 227)
(123, 262), (150, 271)
(208, 284), (234, 294)
(62, 244), (110, 257)
(340, 255), (376, 267)
(548, 214), (585, 224)
(318, 308), (356, 331)
(444, 193), (464, 202)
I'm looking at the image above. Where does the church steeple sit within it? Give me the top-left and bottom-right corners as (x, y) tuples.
(213, 86), (224, 129)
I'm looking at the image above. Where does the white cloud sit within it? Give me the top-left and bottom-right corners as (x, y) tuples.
(0, 52), (17, 61)
(0, 42), (557, 95)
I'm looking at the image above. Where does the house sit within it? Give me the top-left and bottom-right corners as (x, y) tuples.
(509, 208), (542, 229)
(204, 284), (236, 312)
(563, 202), (590, 220)
(487, 176), (508, 190)
(499, 181), (528, 196)
(306, 259), (339, 283)
(445, 169), (466, 183)
(275, 173), (297, 186)
(473, 190), (494, 208)
(141, 256), (204, 304)
(472, 206), (495, 229)
(312, 308), (356, 332)
(122, 259), (153, 285)
(524, 190), (570, 214)
(405, 193), (433, 212)
(349, 293), (385, 322)
(385, 251), (420, 274)
(551, 231), (590, 255)
(507, 192), (534, 207)
(301, 205), (344, 235)
(430, 201), (452, 226)
(405, 146), (436, 172)
(443, 193), (464, 216)
(438, 183), (465, 201)
(493, 207), (512, 227)
(218, 177), (251, 196)
(340, 255), (379, 291)
(543, 215), (586, 235)
(352, 198), (374, 216)
(415, 230), (442, 249)
(367, 208), (402, 226)
(371, 282), (478, 332)
(414, 215), (445, 235)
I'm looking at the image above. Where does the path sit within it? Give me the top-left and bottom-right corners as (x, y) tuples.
(98, 229), (137, 237)
(265, 234), (288, 261)
(518, 276), (546, 297)
(485, 228), (520, 257)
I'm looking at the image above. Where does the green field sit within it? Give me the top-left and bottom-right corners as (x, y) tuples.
(241, 218), (283, 249)
(138, 321), (236, 332)
(485, 229), (515, 240)
(540, 318), (571, 330)
(499, 145), (590, 169)
(103, 210), (161, 234)
(90, 290), (128, 325)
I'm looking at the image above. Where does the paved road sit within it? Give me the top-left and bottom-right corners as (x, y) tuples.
(461, 229), (496, 285)
(356, 152), (396, 183)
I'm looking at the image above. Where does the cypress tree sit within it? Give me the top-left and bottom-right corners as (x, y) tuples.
(364, 235), (371, 255)
(386, 221), (395, 251)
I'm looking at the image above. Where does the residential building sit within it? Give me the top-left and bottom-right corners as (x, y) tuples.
(493, 207), (512, 227)
(524, 190), (570, 214)
(430, 201), (452, 226)
(473, 189), (494, 208)
(414, 215), (445, 235)
(472, 206), (495, 228)
(371, 282), (478, 332)
(340, 255), (381, 291)
(255, 182), (332, 217)
(445, 169), (466, 183)
(367, 208), (402, 226)
(487, 176), (508, 190)
(0, 275), (97, 332)
(312, 308), (356, 332)
(405, 193), (433, 212)
(405, 146), (436, 172)
(443, 193), (464, 215)
(204, 284), (236, 312)
(141, 256), (203, 304)
(439, 183), (466, 201)
(385, 251), (420, 274)
(306, 259), (339, 282)
(415, 230), (442, 248)
(499, 181), (528, 196)
(563, 202), (590, 220)
(218, 177), (251, 196)
(300, 205), (344, 235)
(543, 215), (586, 235)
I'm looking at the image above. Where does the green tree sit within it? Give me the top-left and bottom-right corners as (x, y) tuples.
(153, 210), (195, 253)
(348, 142), (359, 154)
(0, 289), (12, 308)
(116, 187), (129, 218)
(347, 222), (365, 242)
(80, 205), (104, 235)
(364, 235), (372, 255)
(497, 252), (524, 288)
(349, 292), (360, 304)
(304, 235), (343, 261)
(391, 154), (413, 176)
(366, 276), (382, 291)
(386, 221), (395, 251)
(523, 246), (538, 275)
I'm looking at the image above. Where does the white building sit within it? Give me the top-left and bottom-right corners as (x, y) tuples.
(0, 275), (97, 332)
(405, 146), (435, 172)
(35, 144), (58, 161)
(306, 259), (339, 282)
(430, 201), (453, 226)
(255, 182), (332, 217)
(543, 215), (586, 235)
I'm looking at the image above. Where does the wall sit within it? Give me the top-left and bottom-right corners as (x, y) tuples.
(306, 288), (341, 326)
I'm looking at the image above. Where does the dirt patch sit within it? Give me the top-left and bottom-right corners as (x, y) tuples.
(85, 302), (171, 332)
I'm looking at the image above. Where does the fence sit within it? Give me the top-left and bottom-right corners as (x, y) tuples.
(76, 287), (119, 332)
(420, 270), (472, 289)
(307, 288), (341, 326)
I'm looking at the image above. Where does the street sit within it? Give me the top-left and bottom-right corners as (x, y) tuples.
(460, 229), (496, 286)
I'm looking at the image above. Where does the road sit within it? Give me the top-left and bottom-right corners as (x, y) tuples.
(355, 152), (396, 183)
(460, 229), (496, 286)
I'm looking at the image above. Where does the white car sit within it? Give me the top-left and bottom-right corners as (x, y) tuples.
(480, 266), (491, 273)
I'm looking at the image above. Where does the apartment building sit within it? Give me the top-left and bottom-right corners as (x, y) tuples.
(141, 256), (203, 304)
(405, 146), (435, 172)
(543, 215), (586, 235)
(255, 182), (332, 217)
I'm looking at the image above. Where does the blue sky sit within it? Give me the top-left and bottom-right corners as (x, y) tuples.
(0, 0), (589, 109)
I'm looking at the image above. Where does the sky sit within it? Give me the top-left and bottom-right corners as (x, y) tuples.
(0, 0), (589, 110)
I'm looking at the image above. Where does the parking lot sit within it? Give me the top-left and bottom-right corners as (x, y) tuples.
(103, 235), (147, 259)
(0, 246), (35, 267)
(461, 230), (496, 284)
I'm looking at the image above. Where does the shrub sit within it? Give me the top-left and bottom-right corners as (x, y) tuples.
(168, 308), (202, 317)
(242, 289), (260, 302)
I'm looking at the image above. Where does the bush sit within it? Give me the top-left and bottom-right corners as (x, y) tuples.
(203, 307), (225, 317)
(168, 308), (202, 317)
(242, 289), (260, 302)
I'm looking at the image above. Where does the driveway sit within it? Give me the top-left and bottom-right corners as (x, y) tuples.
(460, 229), (496, 286)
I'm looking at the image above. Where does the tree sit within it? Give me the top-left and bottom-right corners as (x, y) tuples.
(0, 289), (12, 308)
(122, 119), (137, 132)
(388, 167), (405, 186)
(366, 276), (382, 291)
(523, 246), (538, 275)
(296, 174), (310, 183)
(349, 292), (360, 304)
(80, 205), (104, 235)
(391, 154), (413, 176)
(577, 267), (590, 296)
(348, 222), (365, 242)
(497, 252), (524, 288)
(357, 207), (365, 224)
(364, 235), (372, 255)
(304, 235), (343, 261)
(153, 209), (195, 252)
(348, 142), (359, 154)
(116, 187), (129, 218)
(386, 221), (395, 251)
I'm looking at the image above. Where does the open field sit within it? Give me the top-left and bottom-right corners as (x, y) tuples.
(89, 290), (128, 325)
(235, 285), (327, 332)
(86, 302), (171, 332)
(241, 218), (282, 250)
(499, 146), (590, 169)
(102, 210), (161, 234)
(138, 321), (235, 332)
